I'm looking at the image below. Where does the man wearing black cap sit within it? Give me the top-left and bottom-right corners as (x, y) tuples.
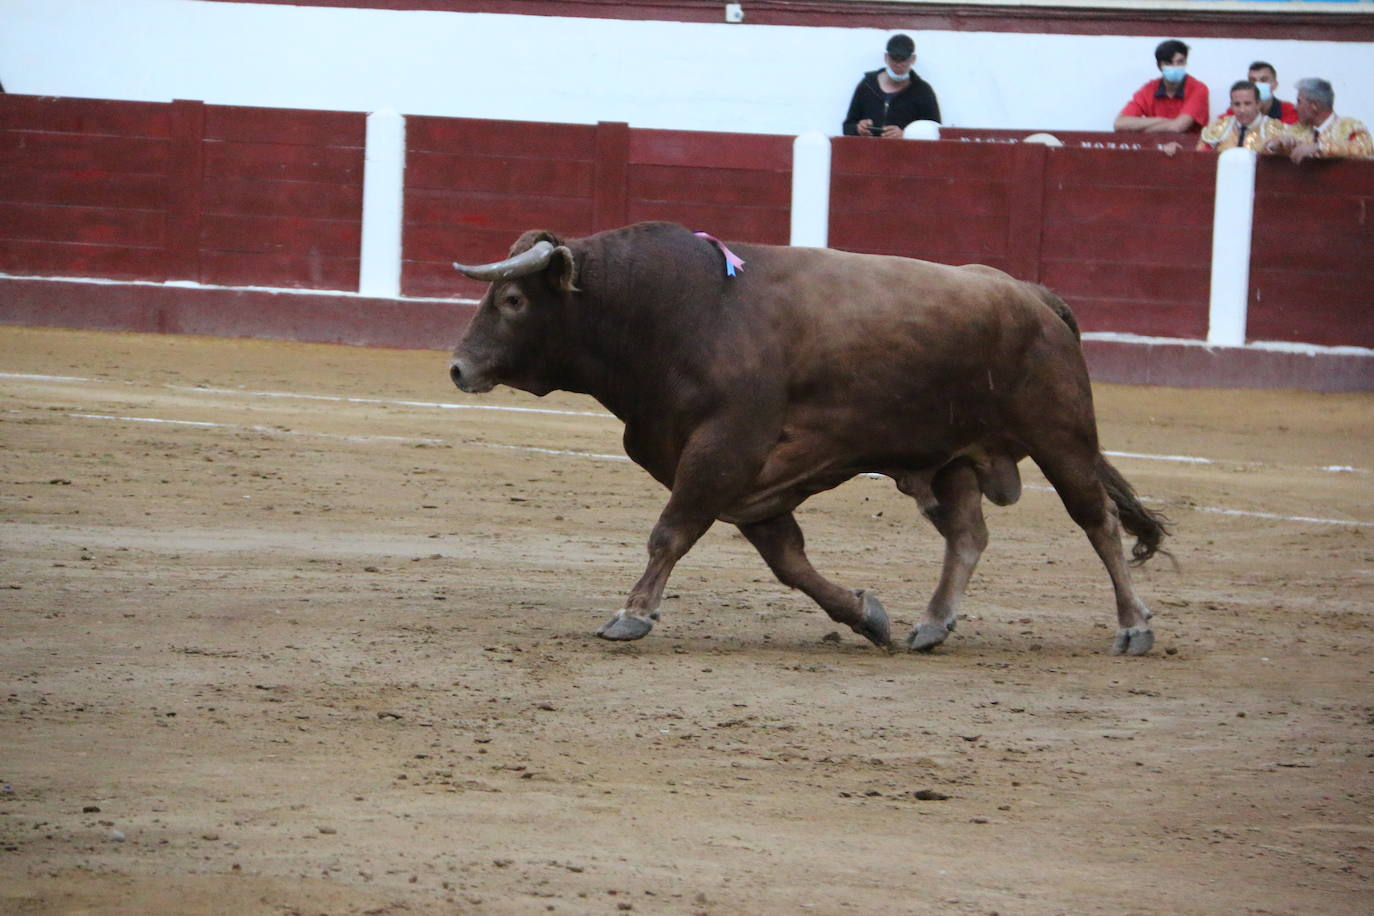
(842, 34), (941, 137)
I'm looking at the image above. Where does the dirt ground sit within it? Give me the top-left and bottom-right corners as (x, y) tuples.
(1, 325), (1371, 916)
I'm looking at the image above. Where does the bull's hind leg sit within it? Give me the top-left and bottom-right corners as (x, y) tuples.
(738, 513), (890, 647)
(901, 461), (988, 652)
(1035, 453), (1154, 656)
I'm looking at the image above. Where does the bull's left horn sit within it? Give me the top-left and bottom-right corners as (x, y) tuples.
(452, 240), (555, 281)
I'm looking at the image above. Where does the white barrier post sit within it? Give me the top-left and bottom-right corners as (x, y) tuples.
(790, 131), (831, 248)
(359, 109), (406, 299)
(1208, 146), (1257, 347)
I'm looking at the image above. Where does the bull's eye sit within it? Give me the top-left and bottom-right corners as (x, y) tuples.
(497, 283), (527, 316)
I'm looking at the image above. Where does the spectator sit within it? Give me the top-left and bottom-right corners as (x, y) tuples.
(842, 33), (941, 138)
(1114, 39), (1210, 134)
(1264, 78), (1374, 163)
(1228, 62), (1298, 125)
(1197, 81), (1285, 152)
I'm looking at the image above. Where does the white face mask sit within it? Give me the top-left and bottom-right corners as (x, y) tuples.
(1256, 81), (1274, 102)
(884, 65), (911, 82)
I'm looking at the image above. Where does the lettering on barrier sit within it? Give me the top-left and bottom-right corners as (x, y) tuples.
(1077, 141), (1148, 150)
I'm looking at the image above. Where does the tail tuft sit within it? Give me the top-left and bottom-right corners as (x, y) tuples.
(1096, 455), (1171, 565)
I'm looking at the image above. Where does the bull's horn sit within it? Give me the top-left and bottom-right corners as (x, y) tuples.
(452, 240), (555, 281)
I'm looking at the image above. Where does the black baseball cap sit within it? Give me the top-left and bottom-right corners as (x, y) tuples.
(886, 34), (915, 60)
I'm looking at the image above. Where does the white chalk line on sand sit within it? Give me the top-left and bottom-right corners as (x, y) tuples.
(3, 371), (1367, 475)
(54, 411), (1374, 529)
(65, 412), (448, 445)
(64, 413), (627, 460)
(0, 373), (608, 418)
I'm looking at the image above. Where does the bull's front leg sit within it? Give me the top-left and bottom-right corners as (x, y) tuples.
(598, 420), (770, 642)
(596, 504), (715, 641)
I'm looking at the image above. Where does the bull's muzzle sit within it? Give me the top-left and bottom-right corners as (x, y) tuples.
(449, 358), (493, 394)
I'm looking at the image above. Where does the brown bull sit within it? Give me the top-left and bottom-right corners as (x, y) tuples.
(449, 221), (1168, 655)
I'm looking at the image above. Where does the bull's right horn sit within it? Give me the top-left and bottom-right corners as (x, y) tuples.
(452, 240), (555, 281)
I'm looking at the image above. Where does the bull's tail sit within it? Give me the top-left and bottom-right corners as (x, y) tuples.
(1033, 282), (1165, 562)
(1033, 284), (1080, 341)
(1096, 454), (1171, 565)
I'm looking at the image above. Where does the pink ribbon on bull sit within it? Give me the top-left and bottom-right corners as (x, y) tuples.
(693, 231), (745, 277)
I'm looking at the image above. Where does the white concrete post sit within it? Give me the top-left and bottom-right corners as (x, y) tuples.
(358, 109), (406, 299)
(790, 131), (831, 248)
(903, 119), (941, 140)
(1207, 146), (1258, 347)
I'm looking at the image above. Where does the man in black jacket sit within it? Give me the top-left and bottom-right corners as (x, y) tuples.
(842, 34), (941, 137)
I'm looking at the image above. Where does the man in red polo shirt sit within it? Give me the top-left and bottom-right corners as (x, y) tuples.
(1114, 39), (1210, 134)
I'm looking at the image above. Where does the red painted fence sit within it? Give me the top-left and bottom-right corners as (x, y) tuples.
(0, 96), (174, 281)
(199, 104), (364, 289)
(0, 95), (364, 290)
(402, 117), (791, 299)
(1249, 156), (1374, 348)
(2, 93), (1371, 350)
(831, 137), (1216, 339)
(1041, 146), (1215, 339)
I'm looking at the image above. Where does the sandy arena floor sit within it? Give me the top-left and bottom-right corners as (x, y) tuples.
(1, 326), (1371, 915)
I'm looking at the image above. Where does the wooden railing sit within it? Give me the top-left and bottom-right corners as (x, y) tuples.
(2, 93), (1370, 349)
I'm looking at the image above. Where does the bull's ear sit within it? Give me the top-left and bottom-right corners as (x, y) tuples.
(508, 230), (577, 293)
(550, 245), (579, 293)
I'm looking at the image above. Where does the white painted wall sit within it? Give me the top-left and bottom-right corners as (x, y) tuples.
(3, 0), (1372, 135)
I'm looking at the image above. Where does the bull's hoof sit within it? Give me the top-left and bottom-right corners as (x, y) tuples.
(1111, 626), (1154, 656)
(596, 611), (657, 641)
(905, 618), (955, 653)
(849, 590), (891, 648)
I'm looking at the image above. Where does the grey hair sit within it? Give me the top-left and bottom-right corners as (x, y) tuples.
(1295, 78), (1335, 110)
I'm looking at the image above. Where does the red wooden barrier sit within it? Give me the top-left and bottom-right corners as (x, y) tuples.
(199, 104), (365, 290)
(3, 94), (1371, 355)
(402, 117), (601, 299)
(625, 129), (792, 244)
(0, 95), (174, 281)
(401, 120), (792, 299)
(1249, 157), (1374, 348)
(829, 138), (1214, 339)
(829, 137), (1046, 281)
(0, 95), (364, 291)
(1040, 146), (1214, 338)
